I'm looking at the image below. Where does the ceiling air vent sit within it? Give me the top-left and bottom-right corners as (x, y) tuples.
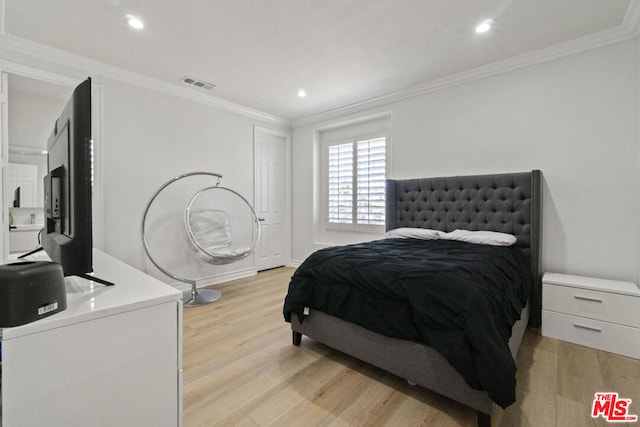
(179, 76), (216, 90)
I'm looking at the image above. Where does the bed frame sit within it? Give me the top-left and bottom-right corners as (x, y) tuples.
(290, 170), (542, 427)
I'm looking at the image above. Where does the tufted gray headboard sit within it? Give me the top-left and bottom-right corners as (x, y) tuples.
(386, 170), (542, 327)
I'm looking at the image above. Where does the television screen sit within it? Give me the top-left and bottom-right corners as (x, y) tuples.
(40, 77), (112, 285)
(13, 186), (20, 208)
(41, 77), (92, 277)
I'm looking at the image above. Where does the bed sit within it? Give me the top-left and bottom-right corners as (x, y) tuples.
(283, 170), (542, 427)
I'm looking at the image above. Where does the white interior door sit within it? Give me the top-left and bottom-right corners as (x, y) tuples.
(254, 127), (289, 271)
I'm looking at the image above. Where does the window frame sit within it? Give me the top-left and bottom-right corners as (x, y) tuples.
(321, 131), (389, 233)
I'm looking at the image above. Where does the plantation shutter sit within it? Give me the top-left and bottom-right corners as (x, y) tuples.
(328, 142), (354, 224)
(327, 137), (386, 227)
(356, 137), (386, 225)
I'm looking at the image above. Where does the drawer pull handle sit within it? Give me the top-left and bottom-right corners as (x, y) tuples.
(573, 323), (602, 333)
(574, 295), (603, 303)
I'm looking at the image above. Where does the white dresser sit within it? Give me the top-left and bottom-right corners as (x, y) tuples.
(1, 249), (183, 427)
(542, 272), (640, 359)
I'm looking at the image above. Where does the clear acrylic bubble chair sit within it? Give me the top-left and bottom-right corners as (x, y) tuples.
(141, 172), (260, 306)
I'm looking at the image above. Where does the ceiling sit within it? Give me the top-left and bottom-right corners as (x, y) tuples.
(2, 0), (635, 121)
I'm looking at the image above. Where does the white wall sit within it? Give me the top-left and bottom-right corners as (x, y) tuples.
(292, 39), (640, 284)
(7, 87), (64, 208)
(96, 77), (288, 282)
(7, 87), (66, 150)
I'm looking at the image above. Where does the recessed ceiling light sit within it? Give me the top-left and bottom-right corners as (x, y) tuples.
(125, 14), (144, 30)
(297, 89), (307, 98)
(475, 19), (493, 34)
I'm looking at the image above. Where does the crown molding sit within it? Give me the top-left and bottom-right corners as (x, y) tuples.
(292, 0), (640, 128)
(0, 57), (79, 88)
(0, 33), (290, 127)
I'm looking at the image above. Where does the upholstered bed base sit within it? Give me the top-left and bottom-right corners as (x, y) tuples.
(292, 302), (529, 425)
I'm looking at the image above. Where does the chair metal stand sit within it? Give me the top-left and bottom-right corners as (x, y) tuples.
(141, 171), (259, 308)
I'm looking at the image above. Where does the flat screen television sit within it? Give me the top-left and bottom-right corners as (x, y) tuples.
(13, 186), (20, 207)
(36, 77), (113, 286)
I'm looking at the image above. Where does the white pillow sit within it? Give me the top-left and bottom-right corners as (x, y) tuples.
(384, 227), (445, 240)
(188, 209), (232, 250)
(443, 229), (517, 246)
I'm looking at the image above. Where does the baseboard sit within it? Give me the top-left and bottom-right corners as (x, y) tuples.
(172, 267), (257, 291)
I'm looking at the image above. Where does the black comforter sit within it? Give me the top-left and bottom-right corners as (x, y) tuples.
(283, 238), (532, 408)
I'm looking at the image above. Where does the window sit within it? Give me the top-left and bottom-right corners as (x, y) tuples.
(326, 136), (386, 231)
(316, 113), (391, 240)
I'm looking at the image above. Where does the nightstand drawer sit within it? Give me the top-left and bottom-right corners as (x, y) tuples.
(543, 283), (640, 328)
(542, 310), (640, 359)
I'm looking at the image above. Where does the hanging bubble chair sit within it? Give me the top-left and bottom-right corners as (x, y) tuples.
(141, 171), (260, 306)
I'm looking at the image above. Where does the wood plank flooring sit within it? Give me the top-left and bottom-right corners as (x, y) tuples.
(183, 267), (640, 427)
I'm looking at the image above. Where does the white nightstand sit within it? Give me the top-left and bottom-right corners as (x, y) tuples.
(542, 272), (640, 359)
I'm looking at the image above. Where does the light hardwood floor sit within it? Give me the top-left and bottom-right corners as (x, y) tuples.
(183, 267), (640, 427)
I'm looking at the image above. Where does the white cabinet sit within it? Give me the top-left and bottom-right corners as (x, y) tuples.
(1, 249), (183, 426)
(542, 272), (640, 359)
(8, 225), (41, 253)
